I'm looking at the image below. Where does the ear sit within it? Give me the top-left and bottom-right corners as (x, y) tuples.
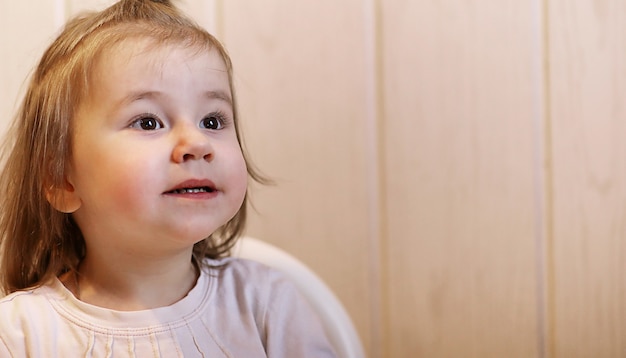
(45, 178), (82, 213)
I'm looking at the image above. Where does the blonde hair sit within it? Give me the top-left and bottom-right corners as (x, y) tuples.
(0, 0), (264, 294)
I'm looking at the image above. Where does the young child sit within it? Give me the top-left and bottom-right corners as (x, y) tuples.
(0, 0), (335, 356)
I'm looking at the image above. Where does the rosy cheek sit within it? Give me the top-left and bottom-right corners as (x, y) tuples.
(233, 156), (249, 204)
(108, 181), (145, 210)
(92, 164), (154, 212)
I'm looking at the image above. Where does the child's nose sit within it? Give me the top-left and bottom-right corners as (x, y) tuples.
(171, 124), (214, 163)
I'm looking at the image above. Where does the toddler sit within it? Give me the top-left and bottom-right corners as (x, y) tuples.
(0, 0), (335, 356)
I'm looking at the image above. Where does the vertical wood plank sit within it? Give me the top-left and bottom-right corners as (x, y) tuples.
(65, 0), (115, 15)
(548, 0), (626, 356)
(218, 1), (375, 355)
(0, 1), (63, 136)
(381, 1), (541, 356)
(176, 0), (218, 35)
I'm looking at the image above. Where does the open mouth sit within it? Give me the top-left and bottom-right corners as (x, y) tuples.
(166, 186), (215, 194)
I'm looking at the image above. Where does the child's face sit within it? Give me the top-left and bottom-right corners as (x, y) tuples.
(61, 39), (248, 256)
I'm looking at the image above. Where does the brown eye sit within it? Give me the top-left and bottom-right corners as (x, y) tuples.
(200, 114), (223, 130)
(130, 115), (163, 130)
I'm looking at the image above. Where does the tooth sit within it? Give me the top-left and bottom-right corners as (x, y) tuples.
(171, 188), (209, 194)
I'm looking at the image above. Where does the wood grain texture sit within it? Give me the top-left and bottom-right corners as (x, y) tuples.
(0, 1), (61, 136)
(548, 0), (626, 356)
(65, 0), (114, 15)
(380, 1), (541, 356)
(176, 0), (218, 35)
(217, 1), (375, 355)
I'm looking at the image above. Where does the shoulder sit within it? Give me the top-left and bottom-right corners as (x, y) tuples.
(201, 257), (309, 333)
(0, 286), (56, 323)
(204, 257), (295, 305)
(210, 257), (288, 285)
(204, 258), (336, 357)
(0, 284), (61, 355)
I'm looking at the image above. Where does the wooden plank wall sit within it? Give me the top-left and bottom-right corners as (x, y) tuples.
(380, 1), (540, 356)
(548, 0), (626, 357)
(0, 1), (62, 135)
(0, 0), (624, 357)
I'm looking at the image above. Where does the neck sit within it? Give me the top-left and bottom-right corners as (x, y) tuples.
(64, 250), (199, 311)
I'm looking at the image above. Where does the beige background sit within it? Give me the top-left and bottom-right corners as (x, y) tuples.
(0, 0), (624, 357)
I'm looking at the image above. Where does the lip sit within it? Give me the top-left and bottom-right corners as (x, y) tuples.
(163, 179), (218, 198)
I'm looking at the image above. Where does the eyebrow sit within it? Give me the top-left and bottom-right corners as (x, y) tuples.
(204, 90), (233, 106)
(119, 89), (233, 106)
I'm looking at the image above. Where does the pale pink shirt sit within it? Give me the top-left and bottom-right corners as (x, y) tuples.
(0, 258), (336, 357)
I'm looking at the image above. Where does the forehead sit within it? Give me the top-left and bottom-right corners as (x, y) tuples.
(92, 37), (227, 76)
(83, 37), (231, 101)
